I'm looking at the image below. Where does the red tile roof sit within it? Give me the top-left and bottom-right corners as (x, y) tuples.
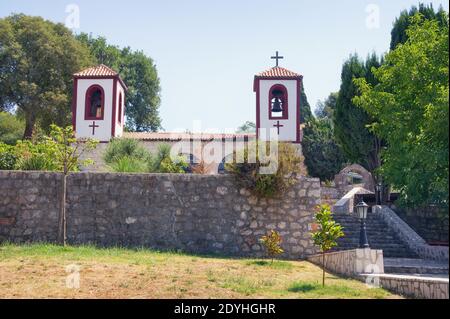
(123, 132), (256, 141)
(74, 64), (118, 77)
(256, 66), (302, 78)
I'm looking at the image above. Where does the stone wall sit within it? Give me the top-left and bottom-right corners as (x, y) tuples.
(334, 164), (374, 193)
(308, 248), (449, 299)
(360, 273), (449, 299)
(0, 171), (321, 259)
(307, 249), (384, 277)
(393, 206), (449, 244)
(332, 187), (374, 214)
(319, 185), (341, 207)
(374, 205), (449, 262)
(0, 172), (61, 242)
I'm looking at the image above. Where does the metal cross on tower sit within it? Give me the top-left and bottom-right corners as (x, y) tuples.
(89, 121), (99, 135)
(271, 51), (284, 67)
(273, 120), (284, 134)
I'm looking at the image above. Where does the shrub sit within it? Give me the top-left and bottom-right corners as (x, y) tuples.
(260, 230), (284, 263)
(110, 156), (148, 173)
(324, 180), (333, 187)
(13, 140), (58, 171)
(0, 142), (17, 170)
(191, 160), (208, 174)
(18, 153), (56, 171)
(0, 112), (24, 145)
(226, 142), (304, 198)
(148, 143), (188, 173)
(103, 138), (149, 164)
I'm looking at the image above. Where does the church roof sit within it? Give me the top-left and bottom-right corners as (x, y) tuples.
(255, 66), (302, 79)
(73, 64), (127, 90)
(74, 64), (118, 77)
(123, 132), (256, 141)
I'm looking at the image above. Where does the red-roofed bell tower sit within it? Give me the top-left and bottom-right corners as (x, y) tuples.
(253, 52), (302, 143)
(72, 64), (127, 141)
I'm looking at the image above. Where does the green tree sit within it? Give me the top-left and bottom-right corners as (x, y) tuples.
(48, 125), (98, 245)
(260, 230), (284, 263)
(390, 3), (448, 50)
(236, 121), (256, 133)
(302, 118), (346, 181)
(354, 14), (449, 208)
(0, 14), (93, 138)
(77, 34), (162, 131)
(0, 112), (24, 145)
(315, 92), (338, 119)
(300, 79), (313, 123)
(311, 204), (344, 286)
(334, 53), (384, 185)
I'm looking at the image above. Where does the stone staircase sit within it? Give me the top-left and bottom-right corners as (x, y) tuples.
(332, 212), (419, 258)
(322, 187), (448, 277)
(384, 258), (449, 275)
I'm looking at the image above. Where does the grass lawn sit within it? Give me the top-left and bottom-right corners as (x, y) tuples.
(0, 243), (401, 299)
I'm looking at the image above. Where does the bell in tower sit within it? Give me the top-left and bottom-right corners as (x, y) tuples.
(270, 88), (284, 114)
(271, 97), (283, 113)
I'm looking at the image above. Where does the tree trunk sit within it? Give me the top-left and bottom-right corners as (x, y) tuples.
(58, 173), (67, 246)
(23, 112), (36, 139)
(322, 251), (326, 287)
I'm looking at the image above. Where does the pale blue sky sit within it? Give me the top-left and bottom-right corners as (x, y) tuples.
(1, 0), (448, 132)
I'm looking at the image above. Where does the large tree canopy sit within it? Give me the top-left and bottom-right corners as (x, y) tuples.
(302, 116), (346, 181)
(354, 14), (449, 208)
(303, 92), (346, 181)
(0, 14), (93, 138)
(333, 53), (384, 181)
(390, 3), (448, 50)
(77, 34), (162, 132)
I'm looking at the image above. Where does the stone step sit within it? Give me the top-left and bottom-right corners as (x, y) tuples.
(332, 247), (417, 258)
(337, 240), (415, 246)
(384, 258), (449, 275)
(329, 211), (419, 259)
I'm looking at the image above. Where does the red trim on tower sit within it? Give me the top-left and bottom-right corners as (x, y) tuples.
(122, 90), (126, 124)
(84, 85), (105, 121)
(295, 79), (301, 144)
(118, 92), (122, 124)
(254, 79), (260, 140)
(72, 78), (78, 132)
(254, 75), (303, 81)
(111, 78), (117, 137)
(74, 75), (128, 91)
(268, 84), (288, 120)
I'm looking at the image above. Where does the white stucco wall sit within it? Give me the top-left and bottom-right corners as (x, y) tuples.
(75, 79), (114, 142)
(258, 79), (298, 142)
(113, 81), (126, 137)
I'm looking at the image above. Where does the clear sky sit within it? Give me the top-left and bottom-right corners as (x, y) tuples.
(1, 0), (448, 132)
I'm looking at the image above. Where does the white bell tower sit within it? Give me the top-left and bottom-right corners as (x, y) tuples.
(72, 64), (127, 142)
(253, 52), (302, 143)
